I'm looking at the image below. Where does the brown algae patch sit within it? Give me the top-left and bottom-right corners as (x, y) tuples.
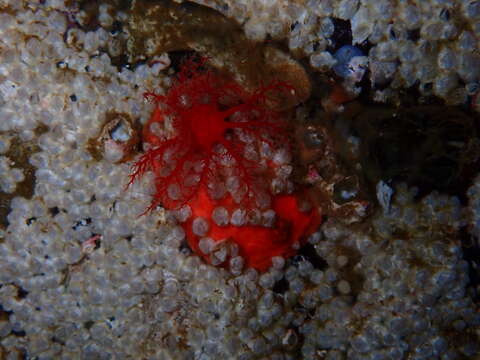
(127, 0), (311, 106)
(0, 124), (48, 230)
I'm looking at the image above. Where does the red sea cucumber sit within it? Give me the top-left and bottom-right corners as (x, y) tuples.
(129, 58), (290, 211)
(129, 58), (321, 271)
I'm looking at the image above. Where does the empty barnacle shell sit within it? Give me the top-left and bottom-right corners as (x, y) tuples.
(86, 111), (141, 163)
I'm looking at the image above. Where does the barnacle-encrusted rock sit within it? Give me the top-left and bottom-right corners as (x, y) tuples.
(192, 0), (480, 106)
(0, 1), (479, 359)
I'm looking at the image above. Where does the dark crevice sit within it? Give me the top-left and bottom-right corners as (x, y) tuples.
(48, 206), (60, 217)
(295, 243), (329, 270)
(272, 277), (289, 294)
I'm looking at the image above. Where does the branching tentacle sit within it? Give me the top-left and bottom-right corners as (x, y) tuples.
(129, 57), (292, 216)
(125, 138), (179, 190)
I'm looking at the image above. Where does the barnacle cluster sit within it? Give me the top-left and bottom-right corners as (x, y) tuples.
(193, 0), (480, 107)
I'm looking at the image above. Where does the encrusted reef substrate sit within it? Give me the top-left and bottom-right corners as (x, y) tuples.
(192, 0), (480, 106)
(0, 1), (479, 360)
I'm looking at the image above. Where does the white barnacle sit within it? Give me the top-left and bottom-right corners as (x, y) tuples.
(212, 206), (229, 226)
(192, 216), (209, 237)
(231, 208), (246, 226)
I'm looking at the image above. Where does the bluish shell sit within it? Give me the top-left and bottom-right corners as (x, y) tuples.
(333, 45), (364, 77)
